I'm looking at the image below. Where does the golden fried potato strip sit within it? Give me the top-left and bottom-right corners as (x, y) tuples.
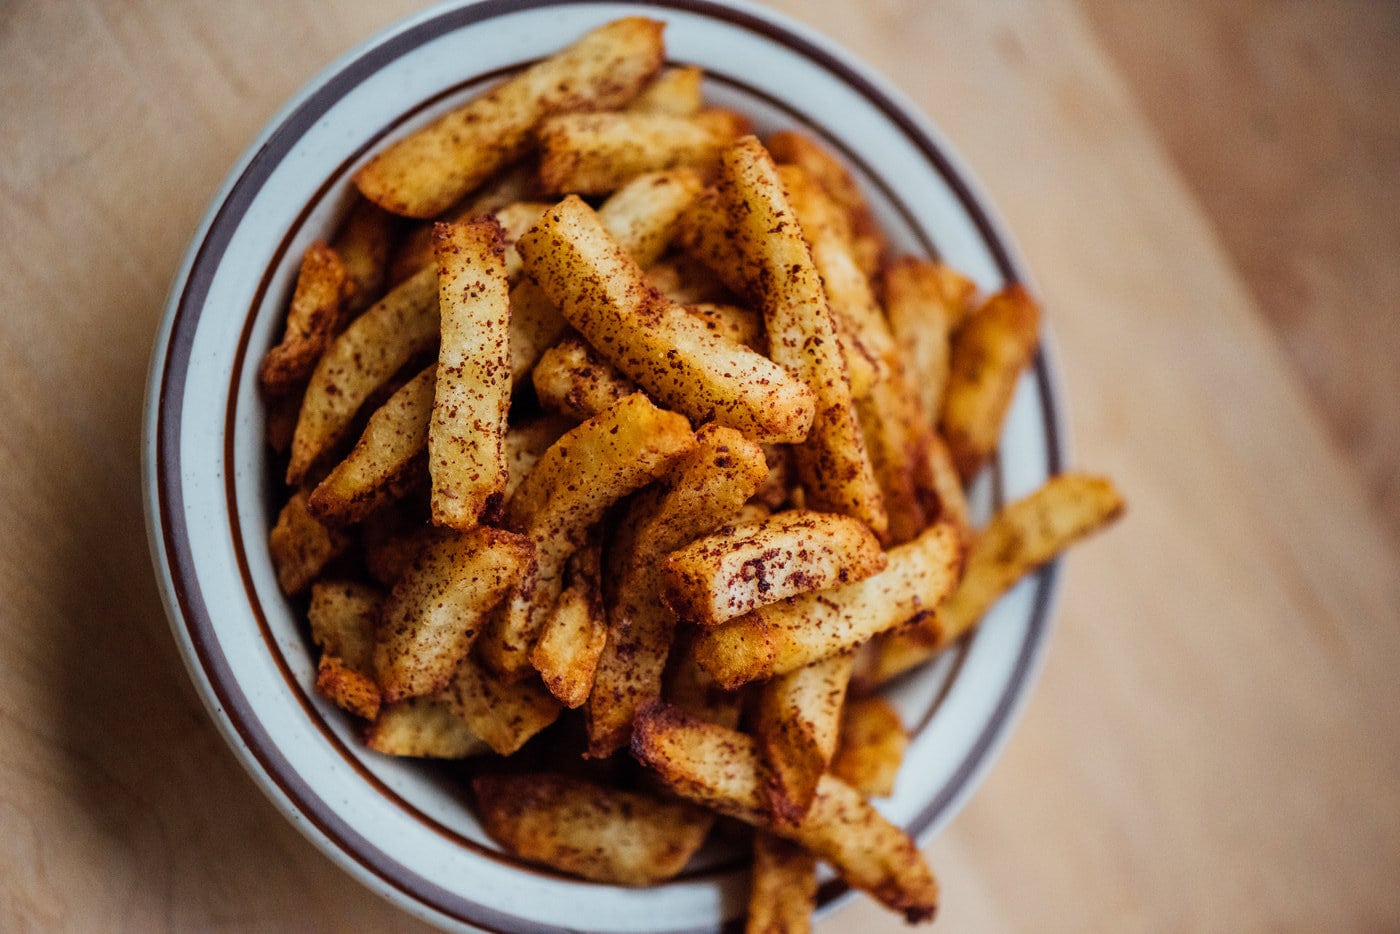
(365, 697), (492, 759)
(766, 130), (887, 279)
(446, 653), (560, 755)
(268, 488), (350, 595)
(883, 258), (977, 423)
(830, 696), (908, 798)
(530, 542), (607, 708)
(332, 198), (397, 315)
(531, 336), (638, 421)
(627, 65), (704, 117)
(309, 580), (383, 719)
(747, 831), (817, 934)
(756, 651), (854, 823)
(259, 242), (352, 396)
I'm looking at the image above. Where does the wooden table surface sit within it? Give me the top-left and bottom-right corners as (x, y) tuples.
(2, 1), (1396, 931)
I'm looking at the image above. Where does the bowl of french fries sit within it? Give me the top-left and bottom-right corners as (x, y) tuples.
(144, 3), (1124, 931)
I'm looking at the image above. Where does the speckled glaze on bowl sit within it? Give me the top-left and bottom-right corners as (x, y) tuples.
(142, 1), (1068, 930)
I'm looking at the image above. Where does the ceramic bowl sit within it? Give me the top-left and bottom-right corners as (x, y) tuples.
(143, 1), (1068, 930)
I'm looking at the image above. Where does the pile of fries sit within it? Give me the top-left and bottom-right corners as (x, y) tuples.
(262, 17), (1124, 930)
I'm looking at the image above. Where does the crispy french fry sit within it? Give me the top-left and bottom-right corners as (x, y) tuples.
(537, 109), (748, 195)
(586, 424), (767, 757)
(883, 258), (977, 421)
(664, 636), (744, 730)
(391, 200), (547, 289)
(309, 580), (384, 719)
(693, 522), (961, 688)
(503, 415), (572, 500)
(675, 185), (749, 296)
(314, 656), (380, 721)
(259, 242), (353, 396)
(355, 18), (665, 217)
(474, 773), (713, 885)
(374, 526), (534, 702)
(286, 265), (440, 485)
(429, 219), (511, 529)
(517, 195), (814, 443)
(855, 360), (937, 546)
(646, 254), (734, 305)
(747, 831), (817, 934)
(756, 651), (854, 823)
(924, 432), (972, 545)
(530, 542), (607, 707)
(628, 65), (704, 117)
(531, 336), (638, 420)
(683, 302), (763, 349)
(478, 394), (695, 680)
(307, 365), (433, 527)
(858, 474), (1126, 687)
(447, 653), (560, 755)
(940, 284), (1041, 481)
(366, 696), (492, 759)
(632, 703), (938, 923)
(661, 510), (887, 627)
(387, 166), (537, 285)
(831, 697), (907, 797)
(717, 137), (886, 533)
(766, 130), (886, 279)
(333, 198), (397, 315)
(269, 488), (350, 595)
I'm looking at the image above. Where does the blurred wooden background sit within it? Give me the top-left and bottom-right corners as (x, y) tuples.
(0, 1), (1396, 931)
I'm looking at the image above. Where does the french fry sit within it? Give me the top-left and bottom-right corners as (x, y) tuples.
(360, 500), (433, 586)
(940, 284), (1041, 481)
(717, 137), (886, 533)
(503, 415), (572, 500)
(660, 510), (887, 627)
(387, 167), (536, 285)
(756, 651), (855, 823)
(332, 197), (397, 315)
(883, 258), (977, 421)
(531, 336), (638, 420)
(478, 394), (695, 680)
(537, 109), (748, 195)
(517, 195), (815, 443)
(307, 365), (433, 527)
(474, 773), (713, 885)
(258, 242), (353, 396)
(683, 302), (763, 349)
(268, 488), (350, 595)
(309, 580), (383, 719)
(366, 696), (492, 759)
(855, 360), (937, 546)
(392, 199), (547, 288)
(631, 703), (939, 922)
(766, 130), (886, 279)
(858, 474), (1126, 687)
(747, 831), (817, 934)
(646, 253), (735, 305)
(587, 424), (767, 757)
(924, 432), (972, 545)
(628, 65), (704, 117)
(429, 219), (511, 529)
(530, 542), (607, 707)
(374, 526), (534, 702)
(693, 522), (961, 688)
(830, 697), (907, 797)
(447, 653), (560, 755)
(355, 18), (665, 217)
(752, 445), (794, 510)
(286, 265), (440, 485)
(664, 636), (744, 730)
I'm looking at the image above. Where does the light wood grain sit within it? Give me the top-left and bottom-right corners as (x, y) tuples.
(0, 1), (1396, 932)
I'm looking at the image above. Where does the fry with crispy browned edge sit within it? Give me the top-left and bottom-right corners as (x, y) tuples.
(831, 696), (907, 797)
(365, 697), (492, 758)
(392, 199), (547, 289)
(269, 488), (349, 595)
(474, 773), (713, 885)
(628, 65), (704, 117)
(478, 394), (695, 679)
(858, 474), (1126, 688)
(924, 432), (972, 545)
(766, 130), (886, 279)
(717, 137), (886, 533)
(429, 219), (511, 529)
(660, 510), (887, 627)
(756, 651), (854, 823)
(530, 542), (607, 707)
(503, 415), (572, 500)
(309, 580), (383, 719)
(388, 168), (536, 285)
(447, 653), (560, 755)
(286, 265), (440, 485)
(693, 522), (961, 688)
(517, 196), (815, 443)
(333, 198), (396, 315)
(632, 703), (938, 923)
(355, 18), (664, 217)
(374, 526), (534, 702)
(532, 336), (638, 420)
(307, 365), (433, 527)
(747, 831), (817, 934)
(259, 242), (352, 396)
(856, 359), (937, 546)
(684, 302), (763, 349)
(883, 258), (977, 422)
(587, 424), (767, 757)
(664, 634), (744, 730)
(940, 284), (1041, 481)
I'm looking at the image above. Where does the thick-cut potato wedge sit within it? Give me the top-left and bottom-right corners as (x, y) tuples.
(747, 832), (817, 934)
(660, 510), (887, 626)
(259, 242), (353, 396)
(831, 697), (907, 797)
(858, 474), (1126, 687)
(717, 137), (886, 533)
(269, 488), (350, 595)
(354, 18), (665, 217)
(940, 285), (1041, 481)
(684, 302), (763, 349)
(503, 415), (572, 500)
(333, 198), (397, 315)
(674, 185), (749, 296)
(315, 656), (382, 721)
(532, 336), (637, 420)
(883, 258), (977, 422)
(474, 773), (713, 885)
(586, 424), (767, 757)
(855, 359), (938, 546)
(375, 526), (534, 702)
(309, 580), (383, 719)
(693, 522), (961, 688)
(628, 65), (704, 117)
(429, 220), (511, 529)
(766, 130), (886, 279)
(664, 636), (744, 730)
(756, 651), (854, 823)
(530, 542), (607, 707)
(307, 365), (433, 527)
(537, 109), (748, 195)
(632, 703), (938, 922)
(517, 195), (814, 443)
(924, 433), (972, 546)
(286, 265), (440, 485)
(365, 697), (492, 758)
(478, 394), (695, 679)
(447, 653), (560, 755)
